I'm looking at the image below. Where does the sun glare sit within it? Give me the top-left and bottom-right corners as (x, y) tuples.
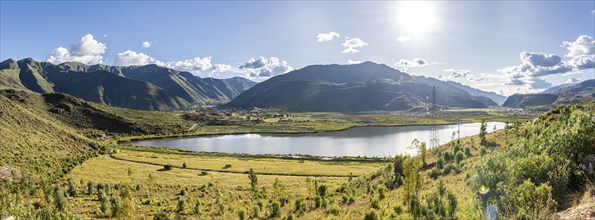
(397, 1), (439, 36)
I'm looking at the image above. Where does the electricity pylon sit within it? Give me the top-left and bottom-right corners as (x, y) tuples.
(429, 86), (440, 149)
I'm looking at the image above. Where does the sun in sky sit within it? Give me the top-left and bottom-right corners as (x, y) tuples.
(396, 1), (440, 36)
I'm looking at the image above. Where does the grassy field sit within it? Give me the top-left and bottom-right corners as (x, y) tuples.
(65, 155), (372, 219)
(111, 150), (385, 177)
(56, 125), (517, 219)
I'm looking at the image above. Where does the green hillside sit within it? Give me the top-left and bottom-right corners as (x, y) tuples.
(0, 90), (104, 179)
(0, 58), (258, 111)
(503, 79), (595, 108)
(0, 90), (193, 137)
(226, 62), (498, 112)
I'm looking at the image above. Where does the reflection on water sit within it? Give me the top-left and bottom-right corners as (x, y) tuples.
(128, 122), (505, 157)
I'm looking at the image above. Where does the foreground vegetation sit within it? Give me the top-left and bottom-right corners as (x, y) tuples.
(1, 90), (593, 219)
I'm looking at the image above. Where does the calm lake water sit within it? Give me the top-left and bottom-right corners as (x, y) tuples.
(128, 122), (505, 157)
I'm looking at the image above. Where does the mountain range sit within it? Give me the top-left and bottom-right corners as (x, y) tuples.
(443, 80), (507, 105)
(0, 58), (256, 110)
(226, 62), (498, 112)
(502, 79), (594, 108)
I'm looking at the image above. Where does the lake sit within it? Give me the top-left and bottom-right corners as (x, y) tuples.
(127, 122), (506, 157)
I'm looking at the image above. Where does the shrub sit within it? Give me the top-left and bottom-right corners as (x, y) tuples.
(402, 156), (423, 205)
(67, 178), (77, 197)
(53, 188), (67, 212)
(377, 185), (387, 200)
(252, 206), (260, 218)
(514, 180), (556, 219)
(294, 198), (307, 213)
(317, 184), (327, 197)
(177, 197), (186, 214)
(479, 119), (487, 146)
(110, 196), (123, 218)
(153, 212), (171, 220)
(410, 139), (427, 166)
(286, 213), (295, 220)
(224, 164), (232, 169)
(443, 151), (453, 161)
(238, 209), (246, 220)
(436, 158), (444, 169)
(455, 151), (464, 164)
(199, 171), (208, 176)
(393, 204), (403, 214)
(194, 199), (201, 214)
(182, 162), (187, 168)
(443, 164), (454, 175)
(279, 197), (289, 207)
(479, 147), (486, 156)
(100, 193), (109, 214)
(393, 155), (405, 187)
(270, 201), (281, 218)
(163, 164), (173, 171)
(364, 210), (380, 220)
(370, 197), (380, 209)
(248, 168), (258, 192)
(429, 167), (440, 180)
(464, 147), (471, 156)
(329, 205), (341, 215)
(87, 181), (95, 195)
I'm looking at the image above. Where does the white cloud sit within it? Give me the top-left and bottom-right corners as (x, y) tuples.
(468, 77), (484, 82)
(113, 50), (162, 66)
(396, 36), (411, 42)
(347, 60), (362, 65)
(239, 56), (294, 78)
(172, 57), (213, 72)
(499, 51), (572, 89)
(142, 41), (152, 48)
(341, 37), (368, 54)
(112, 51), (293, 79)
(393, 58), (429, 71)
(562, 35), (595, 57)
(317, 32), (340, 42)
(562, 35), (595, 70)
(566, 77), (579, 83)
(47, 34), (107, 65)
(443, 68), (470, 78)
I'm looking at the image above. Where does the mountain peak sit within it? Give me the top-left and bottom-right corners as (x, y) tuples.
(0, 58), (18, 69)
(17, 57), (35, 64)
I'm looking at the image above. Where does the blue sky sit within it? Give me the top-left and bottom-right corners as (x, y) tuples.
(1, 1), (594, 95)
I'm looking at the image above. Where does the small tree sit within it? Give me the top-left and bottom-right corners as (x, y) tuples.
(393, 155), (405, 187)
(273, 178), (285, 198)
(110, 196), (123, 218)
(194, 199), (202, 214)
(67, 178), (77, 197)
(377, 185), (387, 200)
(317, 184), (327, 197)
(87, 181), (95, 195)
(455, 151), (464, 164)
(402, 156), (423, 206)
(53, 188), (67, 212)
(182, 162), (187, 168)
(248, 168), (258, 192)
(100, 194), (109, 215)
(409, 139), (427, 166)
(177, 197), (186, 214)
(270, 201), (281, 218)
(238, 209), (246, 220)
(479, 119), (487, 146)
